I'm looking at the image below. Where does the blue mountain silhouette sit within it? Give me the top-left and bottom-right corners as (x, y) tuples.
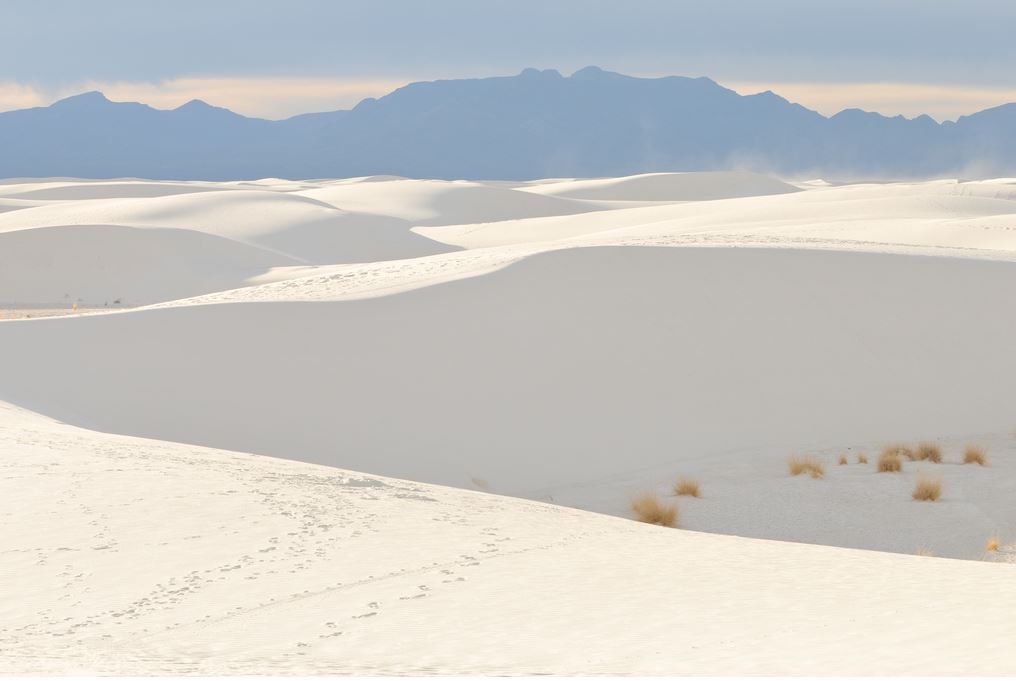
(1, 67), (1013, 180)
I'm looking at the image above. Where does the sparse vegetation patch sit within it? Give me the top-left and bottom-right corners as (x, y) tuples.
(912, 475), (943, 501)
(963, 444), (987, 466)
(878, 448), (903, 473)
(673, 477), (701, 497)
(914, 442), (942, 463)
(788, 455), (825, 479)
(631, 493), (678, 527)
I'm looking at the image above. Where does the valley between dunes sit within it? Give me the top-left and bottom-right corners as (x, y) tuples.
(2, 171), (1016, 674)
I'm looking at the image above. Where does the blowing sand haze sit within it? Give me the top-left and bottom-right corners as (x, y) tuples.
(2, 0), (1016, 677)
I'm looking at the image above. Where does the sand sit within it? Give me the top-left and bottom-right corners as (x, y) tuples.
(3, 401), (1016, 675)
(2, 172), (1016, 674)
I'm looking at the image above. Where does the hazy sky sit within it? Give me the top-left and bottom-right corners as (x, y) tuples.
(2, 0), (1014, 120)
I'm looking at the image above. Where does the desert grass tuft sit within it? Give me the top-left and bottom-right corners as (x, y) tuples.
(915, 546), (936, 557)
(877, 449), (903, 473)
(672, 477), (701, 497)
(963, 444), (987, 466)
(788, 455), (825, 479)
(857, 452), (868, 464)
(883, 443), (915, 461)
(631, 492), (678, 527)
(838, 453), (848, 465)
(914, 441), (942, 463)
(912, 475), (943, 501)
(985, 535), (1001, 552)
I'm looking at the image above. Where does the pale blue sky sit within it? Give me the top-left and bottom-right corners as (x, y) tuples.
(2, 0), (1014, 119)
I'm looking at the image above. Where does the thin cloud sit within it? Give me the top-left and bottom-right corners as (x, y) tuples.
(0, 82), (49, 112)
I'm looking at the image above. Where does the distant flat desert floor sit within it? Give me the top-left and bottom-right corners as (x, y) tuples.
(2, 172), (1016, 674)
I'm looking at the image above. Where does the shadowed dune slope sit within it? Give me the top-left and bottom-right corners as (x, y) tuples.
(0, 224), (302, 305)
(2, 246), (1014, 495)
(0, 189), (457, 264)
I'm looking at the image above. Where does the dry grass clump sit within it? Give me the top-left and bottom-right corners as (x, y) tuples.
(631, 492), (678, 527)
(913, 442), (943, 463)
(912, 475), (943, 502)
(788, 455), (825, 479)
(857, 452), (868, 464)
(877, 449), (904, 473)
(838, 453), (848, 465)
(882, 443), (915, 461)
(672, 477), (701, 497)
(986, 535), (1001, 552)
(915, 546), (936, 557)
(963, 444), (987, 466)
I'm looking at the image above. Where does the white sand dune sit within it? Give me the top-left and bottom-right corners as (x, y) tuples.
(3, 246), (1015, 558)
(3, 172), (1016, 674)
(0, 186), (462, 304)
(0, 189), (454, 264)
(0, 175), (627, 306)
(517, 169), (801, 201)
(0, 224), (300, 306)
(419, 178), (1016, 251)
(0, 180), (235, 200)
(297, 177), (607, 225)
(3, 400), (1015, 675)
(0, 197), (48, 213)
(158, 180), (1016, 309)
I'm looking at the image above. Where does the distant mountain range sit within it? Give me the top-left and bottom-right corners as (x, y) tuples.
(2, 66), (1015, 180)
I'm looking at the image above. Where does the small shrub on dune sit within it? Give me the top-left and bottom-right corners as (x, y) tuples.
(914, 442), (943, 463)
(631, 493), (678, 528)
(788, 455), (825, 479)
(878, 449), (903, 473)
(672, 477), (701, 497)
(915, 546), (935, 557)
(912, 475), (943, 502)
(838, 454), (848, 465)
(985, 535), (1001, 552)
(883, 443), (915, 461)
(857, 452), (868, 464)
(963, 444), (987, 466)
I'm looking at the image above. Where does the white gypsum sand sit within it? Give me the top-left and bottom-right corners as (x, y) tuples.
(1, 173), (1016, 673)
(2, 401), (1016, 676)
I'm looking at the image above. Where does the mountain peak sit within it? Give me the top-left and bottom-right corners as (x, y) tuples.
(831, 107), (880, 120)
(172, 98), (250, 120)
(518, 67), (562, 79)
(176, 99), (214, 111)
(571, 65), (619, 80)
(51, 91), (111, 108)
